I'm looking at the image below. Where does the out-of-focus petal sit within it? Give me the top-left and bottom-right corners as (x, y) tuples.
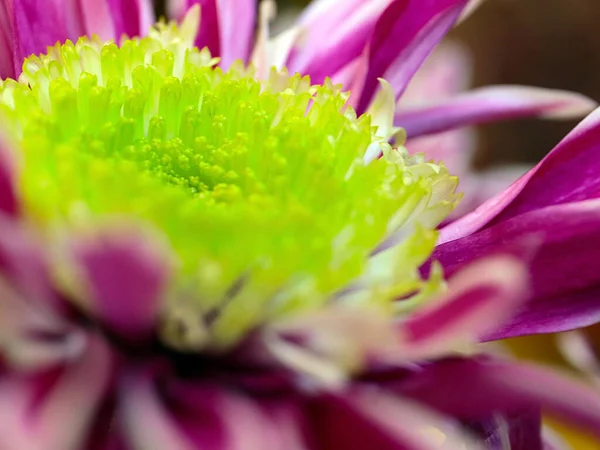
(0, 1), (15, 79)
(310, 389), (482, 450)
(440, 106), (600, 244)
(395, 86), (597, 138)
(287, 0), (393, 83)
(471, 408), (543, 450)
(104, 0), (155, 39)
(432, 199), (600, 338)
(0, 133), (19, 217)
(398, 357), (600, 439)
(172, 0), (255, 68)
(356, 0), (468, 114)
(8, 0), (154, 79)
(397, 256), (527, 359)
(401, 41), (472, 104)
(453, 164), (531, 219)
(0, 335), (113, 449)
(69, 224), (172, 343)
(121, 374), (306, 449)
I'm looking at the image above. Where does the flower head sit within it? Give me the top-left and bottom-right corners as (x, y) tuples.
(0, 5), (599, 450)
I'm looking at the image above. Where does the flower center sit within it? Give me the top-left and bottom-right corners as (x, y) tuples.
(0, 17), (460, 348)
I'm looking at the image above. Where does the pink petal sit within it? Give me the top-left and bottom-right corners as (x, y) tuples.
(70, 224), (172, 343)
(0, 335), (113, 449)
(173, 0), (255, 68)
(440, 106), (600, 244)
(398, 255), (527, 359)
(287, 0), (393, 85)
(433, 199), (600, 339)
(395, 86), (597, 138)
(0, 133), (18, 217)
(105, 0), (155, 38)
(310, 389), (481, 450)
(121, 374), (306, 449)
(356, 0), (468, 114)
(399, 357), (600, 439)
(215, 0), (256, 68)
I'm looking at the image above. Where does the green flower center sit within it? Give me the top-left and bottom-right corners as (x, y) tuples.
(0, 17), (460, 348)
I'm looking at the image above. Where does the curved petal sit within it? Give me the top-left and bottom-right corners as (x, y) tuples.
(398, 357), (600, 439)
(121, 373), (308, 449)
(0, 133), (19, 217)
(432, 199), (600, 338)
(440, 106), (600, 244)
(172, 0), (255, 68)
(356, 0), (468, 114)
(309, 389), (482, 450)
(395, 86), (597, 138)
(397, 255), (527, 359)
(0, 335), (113, 449)
(104, 0), (155, 39)
(287, 0), (393, 83)
(69, 224), (172, 344)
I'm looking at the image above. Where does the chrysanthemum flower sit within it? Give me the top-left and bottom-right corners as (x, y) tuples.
(0, 0), (154, 79)
(0, 9), (600, 449)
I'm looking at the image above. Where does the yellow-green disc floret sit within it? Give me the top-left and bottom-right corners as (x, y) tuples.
(0, 16), (461, 348)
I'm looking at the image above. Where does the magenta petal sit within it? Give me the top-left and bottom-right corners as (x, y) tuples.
(398, 358), (600, 439)
(310, 389), (478, 450)
(398, 256), (527, 358)
(72, 226), (171, 343)
(0, 134), (18, 217)
(0, 335), (113, 449)
(440, 106), (600, 243)
(11, 0), (68, 75)
(121, 374), (307, 449)
(176, 0), (255, 68)
(356, 0), (468, 114)
(215, 0), (255, 68)
(432, 199), (600, 338)
(105, 0), (154, 38)
(395, 86), (597, 138)
(182, 0), (221, 59)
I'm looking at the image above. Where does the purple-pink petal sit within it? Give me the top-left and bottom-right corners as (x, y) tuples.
(398, 357), (600, 438)
(356, 0), (468, 114)
(432, 199), (600, 338)
(310, 389), (479, 449)
(175, 0), (255, 68)
(71, 226), (171, 343)
(0, 335), (113, 449)
(395, 86), (597, 138)
(440, 106), (600, 244)
(398, 256), (527, 358)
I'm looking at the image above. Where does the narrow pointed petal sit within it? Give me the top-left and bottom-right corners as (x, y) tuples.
(433, 199), (600, 338)
(104, 0), (155, 39)
(310, 389), (482, 450)
(0, 133), (18, 217)
(356, 0), (468, 114)
(395, 86), (597, 138)
(399, 358), (600, 439)
(70, 225), (172, 343)
(122, 374), (304, 449)
(287, 0), (394, 83)
(0, 335), (113, 449)
(172, 0), (255, 68)
(440, 106), (600, 244)
(398, 256), (527, 359)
